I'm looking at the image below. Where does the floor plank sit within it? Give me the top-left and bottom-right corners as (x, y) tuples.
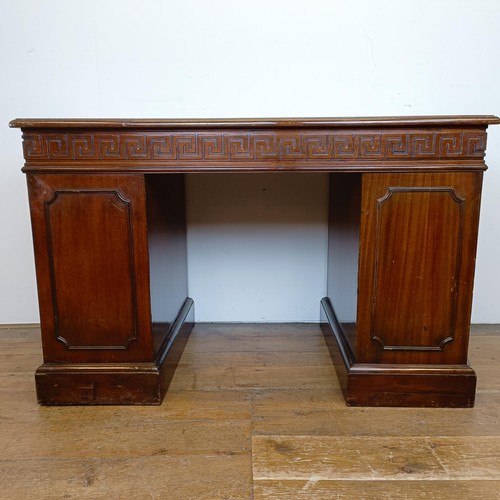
(254, 480), (500, 499)
(2, 419), (251, 460)
(0, 455), (252, 500)
(252, 435), (500, 480)
(252, 389), (500, 437)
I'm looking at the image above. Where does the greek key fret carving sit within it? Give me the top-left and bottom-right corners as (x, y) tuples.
(21, 130), (487, 162)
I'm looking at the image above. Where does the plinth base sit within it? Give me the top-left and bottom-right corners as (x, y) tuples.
(35, 299), (194, 405)
(320, 298), (476, 407)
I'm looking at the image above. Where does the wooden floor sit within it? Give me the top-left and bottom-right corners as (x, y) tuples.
(1, 323), (500, 499)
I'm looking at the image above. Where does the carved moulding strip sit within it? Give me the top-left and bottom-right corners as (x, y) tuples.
(44, 189), (139, 350)
(370, 186), (465, 352)
(21, 129), (487, 163)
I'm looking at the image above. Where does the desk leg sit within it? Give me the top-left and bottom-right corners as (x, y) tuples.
(323, 171), (482, 407)
(27, 173), (193, 405)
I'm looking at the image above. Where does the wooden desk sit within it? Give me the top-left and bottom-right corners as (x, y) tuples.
(10, 116), (500, 407)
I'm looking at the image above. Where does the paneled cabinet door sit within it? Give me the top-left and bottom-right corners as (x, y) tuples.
(27, 174), (153, 364)
(356, 172), (483, 366)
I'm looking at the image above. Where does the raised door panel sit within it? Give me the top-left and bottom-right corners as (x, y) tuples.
(357, 172), (482, 365)
(45, 189), (137, 350)
(371, 187), (463, 351)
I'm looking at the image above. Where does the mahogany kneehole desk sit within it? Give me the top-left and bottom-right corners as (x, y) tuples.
(10, 116), (500, 407)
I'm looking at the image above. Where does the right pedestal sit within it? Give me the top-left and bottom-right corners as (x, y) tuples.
(322, 171), (482, 407)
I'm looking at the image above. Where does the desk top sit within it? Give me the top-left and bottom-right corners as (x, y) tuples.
(10, 116), (499, 174)
(9, 115), (500, 129)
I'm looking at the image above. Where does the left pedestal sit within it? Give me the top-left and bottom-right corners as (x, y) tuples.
(27, 173), (193, 405)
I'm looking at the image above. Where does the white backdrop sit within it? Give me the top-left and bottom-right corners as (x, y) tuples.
(1, 0), (499, 323)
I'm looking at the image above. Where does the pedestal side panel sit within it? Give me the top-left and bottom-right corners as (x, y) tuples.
(145, 174), (189, 355)
(326, 173), (362, 353)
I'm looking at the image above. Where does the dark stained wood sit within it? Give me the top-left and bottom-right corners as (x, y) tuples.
(357, 172), (483, 366)
(9, 115), (500, 128)
(26, 174), (153, 364)
(34, 299), (194, 405)
(26, 173), (193, 404)
(11, 116), (499, 406)
(10, 116), (500, 173)
(327, 173), (361, 355)
(322, 171), (483, 406)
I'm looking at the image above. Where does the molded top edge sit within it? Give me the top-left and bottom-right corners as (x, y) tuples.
(9, 115), (500, 129)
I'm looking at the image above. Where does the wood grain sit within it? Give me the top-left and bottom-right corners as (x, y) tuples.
(1, 323), (499, 498)
(357, 172), (483, 365)
(11, 116), (499, 174)
(10, 115), (500, 129)
(11, 116), (499, 408)
(0, 455), (252, 499)
(254, 480), (500, 499)
(252, 435), (500, 480)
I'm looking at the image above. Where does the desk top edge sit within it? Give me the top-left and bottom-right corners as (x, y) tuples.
(9, 115), (500, 129)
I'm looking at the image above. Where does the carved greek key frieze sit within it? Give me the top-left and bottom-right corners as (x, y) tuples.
(21, 129), (487, 162)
